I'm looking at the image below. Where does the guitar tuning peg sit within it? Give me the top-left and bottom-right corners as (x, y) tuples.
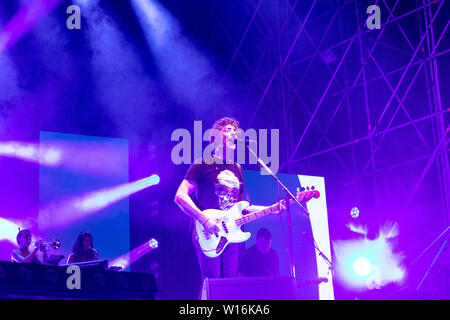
(306, 186), (310, 191)
(311, 186), (315, 190)
(301, 187), (305, 192)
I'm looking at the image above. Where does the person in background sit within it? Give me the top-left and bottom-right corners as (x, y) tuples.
(239, 228), (279, 277)
(11, 229), (48, 264)
(67, 231), (98, 264)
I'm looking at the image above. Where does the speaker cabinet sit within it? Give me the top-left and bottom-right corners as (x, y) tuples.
(201, 276), (296, 300)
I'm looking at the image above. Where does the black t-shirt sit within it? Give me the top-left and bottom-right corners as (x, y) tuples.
(239, 245), (279, 277)
(184, 159), (245, 212)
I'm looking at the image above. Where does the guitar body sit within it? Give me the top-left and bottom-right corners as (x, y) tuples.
(195, 201), (251, 258)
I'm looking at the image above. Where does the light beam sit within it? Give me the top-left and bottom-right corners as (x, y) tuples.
(0, 0), (63, 53)
(0, 141), (62, 166)
(40, 174), (160, 231)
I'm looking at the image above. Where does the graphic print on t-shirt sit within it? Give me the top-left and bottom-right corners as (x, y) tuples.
(214, 169), (241, 210)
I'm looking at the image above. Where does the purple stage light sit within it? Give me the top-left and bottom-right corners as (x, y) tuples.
(39, 135), (130, 176)
(0, 218), (22, 244)
(39, 174), (160, 231)
(333, 222), (406, 289)
(0, 0), (63, 53)
(130, 0), (223, 111)
(110, 238), (159, 270)
(0, 141), (61, 166)
(352, 257), (373, 277)
(77, 174), (160, 212)
(0, 217), (38, 245)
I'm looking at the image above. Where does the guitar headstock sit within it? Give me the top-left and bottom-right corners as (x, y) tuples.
(296, 186), (320, 203)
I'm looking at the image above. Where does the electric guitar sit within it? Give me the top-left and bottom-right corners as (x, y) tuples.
(195, 188), (320, 258)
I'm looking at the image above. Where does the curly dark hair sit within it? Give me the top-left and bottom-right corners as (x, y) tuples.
(212, 117), (240, 131)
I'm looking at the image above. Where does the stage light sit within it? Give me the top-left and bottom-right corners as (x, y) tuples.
(18, 266), (32, 281)
(73, 0), (95, 6)
(131, 0), (168, 45)
(110, 238), (158, 270)
(0, 217), (41, 251)
(131, 0), (222, 111)
(0, 265), (6, 280)
(147, 143), (157, 160)
(40, 175), (160, 230)
(0, 217), (21, 244)
(0, 141), (61, 166)
(346, 223), (368, 236)
(350, 207), (359, 218)
(116, 274), (129, 289)
(149, 261), (159, 273)
(0, 0), (63, 52)
(44, 269), (58, 283)
(0, 217), (37, 245)
(77, 174), (160, 212)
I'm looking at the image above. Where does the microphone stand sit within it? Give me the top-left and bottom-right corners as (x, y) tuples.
(246, 142), (334, 283)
